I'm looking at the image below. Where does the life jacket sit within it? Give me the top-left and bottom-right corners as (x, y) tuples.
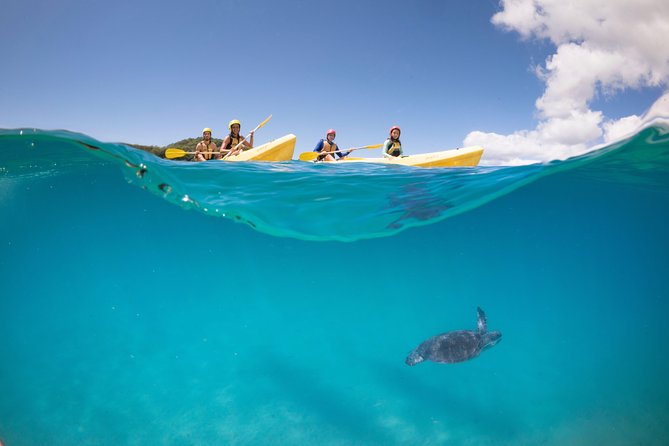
(386, 139), (402, 157)
(225, 133), (244, 152)
(201, 141), (216, 160)
(321, 139), (338, 153)
(315, 139), (339, 161)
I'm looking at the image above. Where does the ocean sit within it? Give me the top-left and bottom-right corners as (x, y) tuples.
(1, 126), (668, 445)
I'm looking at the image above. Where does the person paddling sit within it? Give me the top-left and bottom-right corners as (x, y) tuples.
(195, 128), (219, 161)
(223, 119), (254, 157)
(312, 129), (350, 162)
(383, 125), (403, 158)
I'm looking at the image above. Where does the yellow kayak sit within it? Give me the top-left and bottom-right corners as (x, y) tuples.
(224, 134), (296, 162)
(334, 146), (484, 167)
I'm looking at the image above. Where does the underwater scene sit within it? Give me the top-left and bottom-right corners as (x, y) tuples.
(1, 126), (668, 445)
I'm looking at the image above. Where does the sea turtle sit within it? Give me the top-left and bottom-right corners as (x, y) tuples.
(405, 307), (501, 365)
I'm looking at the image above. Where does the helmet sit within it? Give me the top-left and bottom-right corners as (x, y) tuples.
(326, 129), (336, 136)
(202, 127), (212, 134)
(389, 125), (401, 136)
(228, 119), (241, 129)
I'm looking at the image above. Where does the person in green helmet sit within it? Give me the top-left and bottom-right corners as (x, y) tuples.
(194, 127), (219, 161)
(383, 125), (403, 158)
(222, 119), (254, 157)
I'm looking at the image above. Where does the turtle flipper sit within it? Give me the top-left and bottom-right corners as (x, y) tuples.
(476, 307), (487, 333)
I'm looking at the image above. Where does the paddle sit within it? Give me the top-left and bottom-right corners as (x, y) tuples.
(223, 114), (273, 159)
(298, 143), (383, 161)
(164, 148), (232, 159)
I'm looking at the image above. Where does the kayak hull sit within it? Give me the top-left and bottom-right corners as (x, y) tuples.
(336, 146), (484, 167)
(224, 134), (296, 162)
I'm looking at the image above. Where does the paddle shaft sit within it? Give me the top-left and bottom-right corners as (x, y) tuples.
(326, 143), (383, 155)
(319, 148), (352, 155)
(192, 150), (231, 155)
(164, 148), (232, 159)
(299, 143), (383, 161)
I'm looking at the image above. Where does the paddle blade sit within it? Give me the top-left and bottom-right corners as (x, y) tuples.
(299, 152), (319, 161)
(255, 114), (273, 130)
(165, 148), (187, 159)
(359, 143), (383, 149)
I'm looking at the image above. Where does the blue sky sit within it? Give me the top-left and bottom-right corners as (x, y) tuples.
(1, 0), (667, 163)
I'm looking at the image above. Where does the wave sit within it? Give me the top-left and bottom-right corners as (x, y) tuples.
(1, 126), (668, 241)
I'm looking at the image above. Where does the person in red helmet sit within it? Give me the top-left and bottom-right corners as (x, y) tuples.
(383, 125), (403, 157)
(312, 129), (350, 162)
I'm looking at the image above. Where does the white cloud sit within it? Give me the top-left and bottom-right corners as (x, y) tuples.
(603, 90), (669, 141)
(470, 0), (669, 165)
(602, 115), (643, 142)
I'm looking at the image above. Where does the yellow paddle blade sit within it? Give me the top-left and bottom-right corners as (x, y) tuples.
(299, 152), (319, 161)
(164, 148), (187, 159)
(256, 114), (272, 130)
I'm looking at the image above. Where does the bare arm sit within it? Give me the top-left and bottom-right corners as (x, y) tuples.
(195, 142), (206, 161)
(242, 130), (254, 149)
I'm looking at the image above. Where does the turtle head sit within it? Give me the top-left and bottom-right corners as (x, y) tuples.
(481, 330), (502, 350)
(405, 350), (425, 366)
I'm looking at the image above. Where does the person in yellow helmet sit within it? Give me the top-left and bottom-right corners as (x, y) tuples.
(195, 127), (219, 162)
(222, 119), (254, 157)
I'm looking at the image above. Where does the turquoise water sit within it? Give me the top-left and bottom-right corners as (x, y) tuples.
(1, 127), (668, 445)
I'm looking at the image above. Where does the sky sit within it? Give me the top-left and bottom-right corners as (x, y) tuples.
(1, 0), (668, 164)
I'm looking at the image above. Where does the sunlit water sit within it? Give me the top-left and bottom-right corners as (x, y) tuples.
(1, 126), (668, 445)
